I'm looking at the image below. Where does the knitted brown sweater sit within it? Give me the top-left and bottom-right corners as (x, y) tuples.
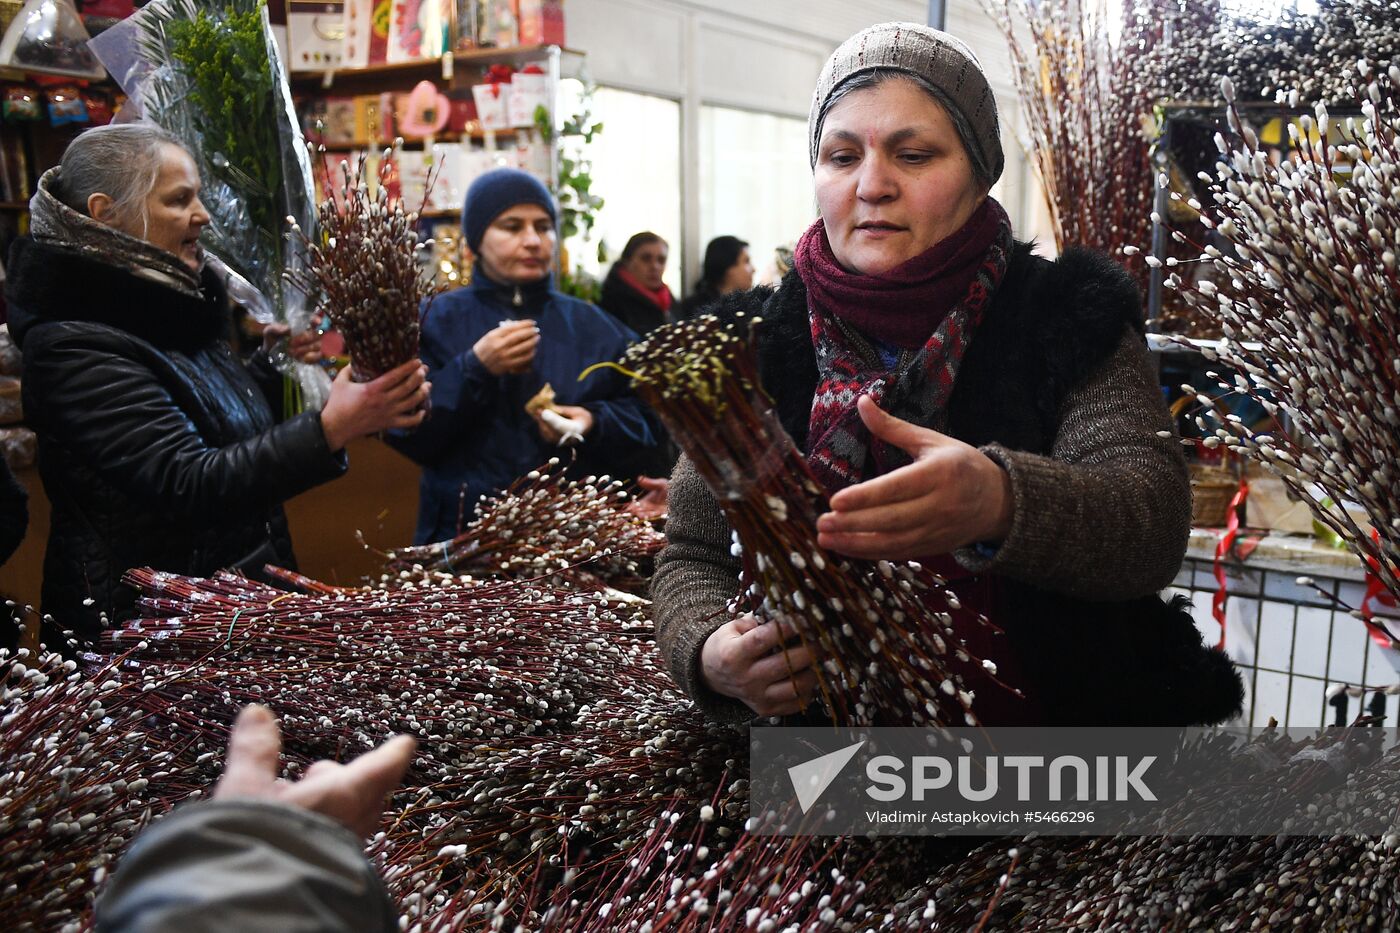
(650, 331), (1190, 722)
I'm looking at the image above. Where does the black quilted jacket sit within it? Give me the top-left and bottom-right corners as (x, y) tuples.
(5, 237), (347, 645)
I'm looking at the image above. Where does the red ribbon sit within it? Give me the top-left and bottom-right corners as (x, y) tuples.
(1359, 527), (1397, 649)
(1211, 476), (1250, 650)
(485, 64), (516, 93)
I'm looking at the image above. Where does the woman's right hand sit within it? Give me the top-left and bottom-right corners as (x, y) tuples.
(473, 320), (539, 376)
(699, 615), (819, 716)
(320, 358), (430, 451)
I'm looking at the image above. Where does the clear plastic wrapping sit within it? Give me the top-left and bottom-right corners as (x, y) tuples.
(89, 0), (330, 409)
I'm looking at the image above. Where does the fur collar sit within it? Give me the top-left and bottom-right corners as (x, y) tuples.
(6, 237), (229, 354)
(712, 242), (1144, 452)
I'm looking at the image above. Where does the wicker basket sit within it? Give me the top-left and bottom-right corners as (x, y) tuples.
(1190, 465), (1240, 527)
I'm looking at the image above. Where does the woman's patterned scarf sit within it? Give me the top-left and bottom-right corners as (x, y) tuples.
(28, 168), (204, 299)
(799, 198), (1013, 492)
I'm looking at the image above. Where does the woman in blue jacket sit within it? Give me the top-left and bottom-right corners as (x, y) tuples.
(391, 169), (660, 544)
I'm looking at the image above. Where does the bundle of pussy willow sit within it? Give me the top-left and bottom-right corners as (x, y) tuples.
(369, 458), (665, 594)
(1159, 64), (1400, 605)
(609, 313), (1008, 727)
(287, 152), (438, 382)
(1138, 0), (1400, 106)
(8, 551), (1400, 930)
(987, 0), (1165, 291)
(68, 569), (924, 931)
(0, 648), (172, 932)
(16, 598), (1400, 932)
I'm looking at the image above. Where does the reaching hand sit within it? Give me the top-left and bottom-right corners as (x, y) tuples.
(815, 395), (1013, 560)
(699, 615), (818, 717)
(473, 320), (539, 375)
(626, 476), (669, 521)
(213, 704), (416, 839)
(320, 358), (430, 451)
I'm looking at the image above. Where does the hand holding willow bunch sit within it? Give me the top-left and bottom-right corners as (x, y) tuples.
(613, 315), (994, 727)
(1162, 64), (1400, 603)
(288, 155), (440, 384)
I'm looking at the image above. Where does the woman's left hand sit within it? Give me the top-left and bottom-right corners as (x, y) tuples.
(535, 404), (594, 445)
(815, 395), (1014, 560)
(262, 323), (324, 364)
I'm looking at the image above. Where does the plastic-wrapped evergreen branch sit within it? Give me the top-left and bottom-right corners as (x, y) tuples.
(286, 154), (439, 383)
(138, 0), (285, 266)
(371, 458), (665, 592)
(987, 0), (1163, 292)
(1163, 63), (1400, 604)
(611, 314), (991, 727)
(108, 0), (329, 410)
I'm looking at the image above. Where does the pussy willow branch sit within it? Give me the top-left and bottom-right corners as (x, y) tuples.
(286, 152), (440, 382)
(1160, 63), (1400, 603)
(614, 314), (1005, 727)
(370, 458), (665, 593)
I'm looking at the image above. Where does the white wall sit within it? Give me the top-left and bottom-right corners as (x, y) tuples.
(567, 0), (1053, 284)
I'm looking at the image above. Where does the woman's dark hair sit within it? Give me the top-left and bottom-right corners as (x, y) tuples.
(619, 231), (667, 261)
(698, 236), (748, 290)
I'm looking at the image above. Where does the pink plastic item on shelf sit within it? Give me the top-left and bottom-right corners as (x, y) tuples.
(399, 79), (449, 137)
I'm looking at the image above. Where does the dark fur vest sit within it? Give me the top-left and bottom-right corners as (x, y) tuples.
(711, 242), (1243, 727)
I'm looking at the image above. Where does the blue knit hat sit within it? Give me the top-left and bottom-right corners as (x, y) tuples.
(462, 168), (557, 253)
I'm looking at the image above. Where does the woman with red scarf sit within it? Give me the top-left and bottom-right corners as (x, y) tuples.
(651, 23), (1241, 728)
(599, 232), (674, 336)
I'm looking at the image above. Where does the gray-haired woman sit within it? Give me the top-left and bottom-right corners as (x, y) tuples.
(651, 23), (1241, 727)
(3, 124), (430, 647)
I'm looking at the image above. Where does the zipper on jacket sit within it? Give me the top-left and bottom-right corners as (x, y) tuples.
(512, 286), (523, 307)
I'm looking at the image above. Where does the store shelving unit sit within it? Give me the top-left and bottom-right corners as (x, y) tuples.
(290, 43), (583, 205)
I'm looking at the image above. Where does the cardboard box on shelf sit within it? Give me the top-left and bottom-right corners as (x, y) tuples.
(386, 0), (450, 62)
(441, 145), (510, 203)
(316, 96), (358, 146)
(1242, 462), (1376, 538)
(471, 80), (511, 130)
(506, 68), (548, 127)
(517, 0), (564, 47)
(341, 0), (373, 68)
(341, 0), (393, 65)
(352, 93), (396, 146)
(288, 1), (346, 72)
(509, 130), (550, 181)
(1245, 475), (1318, 535)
